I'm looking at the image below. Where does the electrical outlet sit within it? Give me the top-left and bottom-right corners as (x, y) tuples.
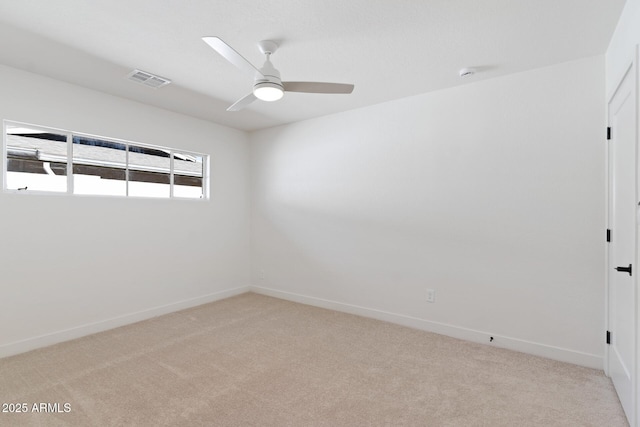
(426, 289), (435, 303)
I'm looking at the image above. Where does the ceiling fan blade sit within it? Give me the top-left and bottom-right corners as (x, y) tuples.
(202, 36), (264, 79)
(227, 92), (257, 111)
(283, 82), (354, 94)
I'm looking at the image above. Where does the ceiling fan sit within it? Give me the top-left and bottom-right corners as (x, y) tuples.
(202, 37), (355, 111)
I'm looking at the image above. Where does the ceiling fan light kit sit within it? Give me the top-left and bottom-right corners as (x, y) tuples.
(254, 82), (284, 101)
(202, 36), (354, 111)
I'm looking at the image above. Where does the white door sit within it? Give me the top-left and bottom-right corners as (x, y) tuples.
(608, 58), (637, 426)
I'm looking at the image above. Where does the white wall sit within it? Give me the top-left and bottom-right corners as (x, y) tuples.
(0, 64), (250, 356)
(250, 55), (606, 368)
(607, 0), (640, 96)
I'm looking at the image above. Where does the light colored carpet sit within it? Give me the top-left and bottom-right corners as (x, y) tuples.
(0, 292), (628, 426)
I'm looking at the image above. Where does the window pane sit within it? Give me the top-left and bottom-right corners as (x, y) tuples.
(173, 153), (204, 199)
(5, 125), (68, 192)
(127, 144), (170, 198)
(72, 136), (126, 196)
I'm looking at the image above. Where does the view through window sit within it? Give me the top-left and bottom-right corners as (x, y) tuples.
(4, 122), (207, 199)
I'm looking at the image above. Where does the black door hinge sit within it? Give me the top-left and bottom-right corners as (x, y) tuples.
(606, 229), (611, 242)
(607, 127), (611, 140)
(606, 330), (611, 345)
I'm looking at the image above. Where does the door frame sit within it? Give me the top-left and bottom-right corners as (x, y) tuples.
(605, 44), (639, 427)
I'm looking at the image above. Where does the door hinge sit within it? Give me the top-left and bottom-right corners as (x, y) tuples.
(607, 127), (611, 140)
(606, 229), (611, 242)
(606, 330), (611, 345)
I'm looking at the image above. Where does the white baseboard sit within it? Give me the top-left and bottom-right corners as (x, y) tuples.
(251, 285), (603, 370)
(3, 284), (604, 370)
(0, 286), (250, 359)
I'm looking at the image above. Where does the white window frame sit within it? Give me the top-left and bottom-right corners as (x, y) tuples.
(3, 120), (209, 200)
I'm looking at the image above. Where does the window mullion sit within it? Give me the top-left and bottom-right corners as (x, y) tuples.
(125, 143), (129, 197)
(67, 132), (73, 194)
(170, 151), (174, 198)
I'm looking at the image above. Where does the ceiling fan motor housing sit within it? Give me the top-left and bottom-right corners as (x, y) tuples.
(253, 57), (283, 101)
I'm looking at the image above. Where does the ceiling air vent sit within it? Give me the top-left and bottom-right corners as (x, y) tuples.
(126, 69), (171, 88)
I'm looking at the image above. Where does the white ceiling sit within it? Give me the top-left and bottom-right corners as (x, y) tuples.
(0, 1), (627, 132)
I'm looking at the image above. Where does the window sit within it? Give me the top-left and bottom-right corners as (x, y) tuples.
(72, 136), (127, 196)
(127, 143), (171, 198)
(4, 121), (207, 199)
(173, 152), (204, 198)
(5, 124), (69, 193)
